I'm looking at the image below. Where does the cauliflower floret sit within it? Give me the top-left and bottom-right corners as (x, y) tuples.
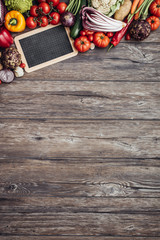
(91, 0), (118, 14)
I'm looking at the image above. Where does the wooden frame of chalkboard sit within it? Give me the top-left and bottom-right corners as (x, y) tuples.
(14, 24), (78, 73)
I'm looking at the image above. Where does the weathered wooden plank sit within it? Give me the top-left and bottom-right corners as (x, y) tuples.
(0, 159), (160, 197)
(0, 237), (159, 240)
(0, 197), (160, 213)
(7, 42), (159, 81)
(0, 212), (160, 236)
(1, 81), (160, 119)
(0, 120), (160, 159)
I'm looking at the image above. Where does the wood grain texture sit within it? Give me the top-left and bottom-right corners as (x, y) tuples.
(1, 81), (160, 119)
(0, 20), (160, 240)
(0, 119), (160, 158)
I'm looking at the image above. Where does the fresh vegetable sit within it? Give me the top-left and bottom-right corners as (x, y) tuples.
(47, 0), (59, 7)
(134, 0), (145, 20)
(37, 16), (48, 27)
(93, 32), (110, 47)
(14, 66), (24, 77)
(149, 0), (160, 17)
(56, 2), (67, 14)
(4, 10), (26, 32)
(114, 0), (132, 21)
(108, 17), (133, 50)
(131, 0), (140, 14)
(74, 36), (91, 52)
(88, 34), (94, 41)
(70, 0), (87, 39)
(81, 7), (126, 32)
(0, 0), (7, 27)
(60, 11), (75, 27)
(107, 31), (114, 37)
(80, 29), (95, 35)
(91, 0), (125, 17)
(26, 16), (37, 29)
(0, 69), (14, 83)
(30, 5), (39, 17)
(38, 2), (50, 15)
(125, 33), (131, 39)
(49, 12), (60, 25)
(141, 0), (154, 20)
(0, 27), (13, 48)
(4, 0), (33, 13)
(146, 15), (160, 30)
(20, 63), (26, 68)
(66, 0), (82, 15)
(129, 20), (151, 40)
(2, 47), (21, 69)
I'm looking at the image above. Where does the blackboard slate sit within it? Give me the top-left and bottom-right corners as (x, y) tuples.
(14, 24), (78, 72)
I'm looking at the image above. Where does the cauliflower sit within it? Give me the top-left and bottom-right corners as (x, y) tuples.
(91, 0), (124, 16)
(5, 0), (33, 13)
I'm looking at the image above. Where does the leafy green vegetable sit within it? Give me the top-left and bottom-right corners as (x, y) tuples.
(107, 0), (124, 16)
(5, 0), (33, 13)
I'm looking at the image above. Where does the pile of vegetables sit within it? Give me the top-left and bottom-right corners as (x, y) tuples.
(0, 0), (159, 85)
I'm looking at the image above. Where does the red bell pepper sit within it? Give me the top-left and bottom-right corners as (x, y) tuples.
(0, 27), (13, 48)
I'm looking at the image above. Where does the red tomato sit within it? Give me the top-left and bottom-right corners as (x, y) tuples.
(49, 12), (60, 25)
(125, 33), (131, 40)
(37, 16), (48, 27)
(149, 0), (160, 17)
(146, 15), (160, 30)
(80, 30), (86, 36)
(87, 34), (93, 42)
(56, 2), (67, 14)
(0, 80), (2, 84)
(38, 0), (46, 2)
(26, 17), (37, 29)
(107, 32), (114, 38)
(20, 63), (26, 68)
(30, 5), (39, 17)
(74, 36), (91, 53)
(47, 0), (59, 7)
(93, 32), (110, 48)
(38, 2), (50, 15)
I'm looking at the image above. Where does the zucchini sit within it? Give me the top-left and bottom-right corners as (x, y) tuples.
(70, 0), (87, 39)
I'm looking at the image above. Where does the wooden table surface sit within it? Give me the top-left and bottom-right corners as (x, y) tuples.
(0, 17), (160, 239)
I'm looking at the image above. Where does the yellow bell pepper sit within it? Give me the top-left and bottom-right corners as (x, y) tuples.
(5, 10), (26, 32)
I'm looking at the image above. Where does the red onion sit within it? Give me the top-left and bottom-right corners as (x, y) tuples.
(0, 69), (14, 83)
(60, 11), (75, 27)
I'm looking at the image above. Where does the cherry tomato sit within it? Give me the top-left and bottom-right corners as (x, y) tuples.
(125, 33), (131, 40)
(74, 36), (91, 53)
(37, 16), (48, 27)
(80, 30), (86, 36)
(146, 15), (160, 31)
(56, 2), (67, 14)
(20, 63), (26, 68)
(87, 34), (93, 42)
(149, 0), (160, 17)
(93, 32), (110, 48)
(47, 0), (59, 7)
(26, 16), (37, 29)
(38, 2), (50, 15)
(49, 12), (60, 25)
(38, 0), (46, 2)
(107, 32), (114, 38)
(30, 5), (39, 17)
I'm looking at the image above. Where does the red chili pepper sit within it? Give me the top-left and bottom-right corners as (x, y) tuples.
(108, 17), (133, 51)
(0, 27), (13, 48)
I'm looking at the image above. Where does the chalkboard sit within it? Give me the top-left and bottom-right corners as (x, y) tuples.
(14, 24), (78, 73)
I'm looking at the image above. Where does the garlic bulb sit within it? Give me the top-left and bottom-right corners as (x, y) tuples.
(14, 66), (24, 78)
(0, 69), (14, 83)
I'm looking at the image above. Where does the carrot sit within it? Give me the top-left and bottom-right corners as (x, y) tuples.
(134, 0), (145, 19)
(131, 0), (140, 14)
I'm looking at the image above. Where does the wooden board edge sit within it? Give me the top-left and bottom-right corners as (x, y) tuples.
(14, 24), (78, 73)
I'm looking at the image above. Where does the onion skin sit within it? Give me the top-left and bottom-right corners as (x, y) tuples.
(60, 11), (75, 27)
(0, 0), (7, 27)
(0, 69), (14, 83)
